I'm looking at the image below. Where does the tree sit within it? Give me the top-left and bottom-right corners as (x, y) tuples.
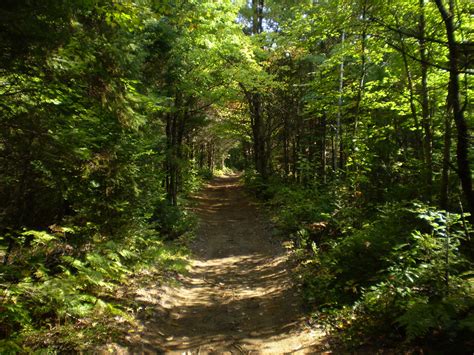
(434, 0), (473, 223)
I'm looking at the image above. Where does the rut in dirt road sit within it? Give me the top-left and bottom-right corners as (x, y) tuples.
(134, 175), (324, 354)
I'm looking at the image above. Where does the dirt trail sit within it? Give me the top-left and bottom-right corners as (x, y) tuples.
(130, 175), (324, 354)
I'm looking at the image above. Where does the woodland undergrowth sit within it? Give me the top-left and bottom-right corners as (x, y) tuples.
(0, 221), (194, 353)
(0, 170), (210, 353)
(244, 171), (474, 352)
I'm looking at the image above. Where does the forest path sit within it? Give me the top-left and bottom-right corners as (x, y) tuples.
(131, 175), (324, 354)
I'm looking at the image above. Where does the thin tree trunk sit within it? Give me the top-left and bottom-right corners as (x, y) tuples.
(336, 31), (345, 170)
(353, 0), (367, 135)
(321, 112), (327, 184)
(308, 117), (317, 181)
(292, 137), (297, 180)
(397, 25), (424, 161)
(435, 0), (474, 223)
(283, 115), (290, 177)
(165, 112), (172, 204)
(331, 128), (336, 173)
(295, 114), (301, 183)
(351, 1), (368, 187)
(419, 0), (433, 200)
(440, 114), (453, 210)
(248, 0), (267, 180)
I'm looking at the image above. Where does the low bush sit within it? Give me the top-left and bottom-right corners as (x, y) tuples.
(0, 226), (188, 352)
(247, 175), (473, 350)
(308, 203), (473, 348)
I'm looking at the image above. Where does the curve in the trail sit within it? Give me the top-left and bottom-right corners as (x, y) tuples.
(129, 175), (324, 354)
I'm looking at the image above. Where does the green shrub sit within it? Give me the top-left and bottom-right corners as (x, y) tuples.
(152, 201), (195, 239)
(0, 227), (188, 352)
(307, 203), (473, 348)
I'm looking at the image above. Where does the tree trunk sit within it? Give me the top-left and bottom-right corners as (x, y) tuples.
(397, 23), (424, 161)
(283, 115), (290, 178)
(336, 31), (345, 171)
(353, 0), (367, 141)
(435, 0), (473, 223)
(165, 112), (173, 205)
(249, 93), (267, 178)
(165, 93), (186, 206)
(248, 0), (267, 180)
(440, 114), (453, 210)
(252, 0), (263, 34)
(419, 0), (433, 200)
(321, 112), (327, 184)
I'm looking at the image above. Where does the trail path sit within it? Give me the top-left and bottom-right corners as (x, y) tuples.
(130, 175), (324, 354)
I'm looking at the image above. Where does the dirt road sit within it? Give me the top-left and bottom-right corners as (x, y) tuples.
(130, 175), (324, 354)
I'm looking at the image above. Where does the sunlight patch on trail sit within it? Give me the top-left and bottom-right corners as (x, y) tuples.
(121, 176), (325, 354)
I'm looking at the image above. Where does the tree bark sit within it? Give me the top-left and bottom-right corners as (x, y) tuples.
(283, 115), (290, 177)
(419, 0), (433, 200)
(393, 15), (425, 162)
(440, 114), (452, 210)
(435, 0), (473, 222)
(336, 31), (345, 171)
(248, 0), (267, 180)
(252, 0), (264, 34)
(353, 0), (367, 137)
(321, 112), (327, 184)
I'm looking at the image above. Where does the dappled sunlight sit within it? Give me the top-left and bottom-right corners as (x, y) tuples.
(124, 176), (324, 354)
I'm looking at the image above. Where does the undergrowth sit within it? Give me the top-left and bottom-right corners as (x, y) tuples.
(0, 226), (189, 353)
(0, 166), (215, 353)
(244, 171), (474, 351)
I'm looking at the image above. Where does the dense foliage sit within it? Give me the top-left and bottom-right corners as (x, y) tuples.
(0, 0), (472, 352)
(237, 0), (473, 350)
(0, 0), (243, 351)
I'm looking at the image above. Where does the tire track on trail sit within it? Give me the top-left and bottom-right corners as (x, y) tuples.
(127, 174), (324, 354)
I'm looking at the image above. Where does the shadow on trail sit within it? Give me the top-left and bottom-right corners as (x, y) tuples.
(134, 255), (308, 353)
(122, 175), (322, 354)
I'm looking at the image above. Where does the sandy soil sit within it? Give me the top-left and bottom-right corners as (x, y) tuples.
(121, 175), (325, 354)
